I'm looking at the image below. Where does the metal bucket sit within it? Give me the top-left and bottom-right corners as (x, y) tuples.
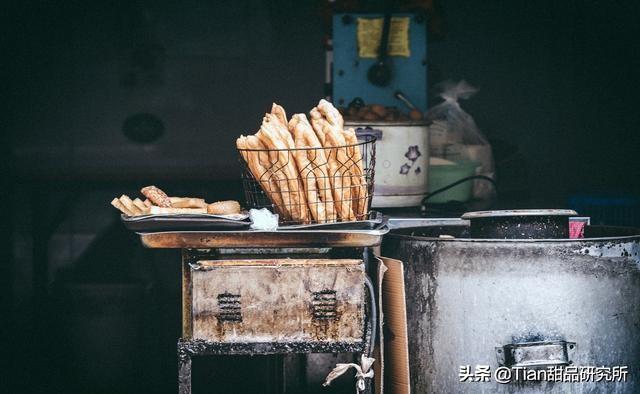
(382, 219), (640, 393)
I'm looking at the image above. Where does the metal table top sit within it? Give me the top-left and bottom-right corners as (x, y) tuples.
(139, 228), (389, 249)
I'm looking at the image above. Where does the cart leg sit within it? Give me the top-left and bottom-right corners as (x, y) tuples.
(178, 351), (192, 394)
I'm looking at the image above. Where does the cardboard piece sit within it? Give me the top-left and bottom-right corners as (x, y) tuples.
(374, 257), (387, 394)
(373, 256), (410, 394)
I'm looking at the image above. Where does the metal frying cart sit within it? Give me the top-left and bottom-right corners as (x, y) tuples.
(139, 227), (387, 393)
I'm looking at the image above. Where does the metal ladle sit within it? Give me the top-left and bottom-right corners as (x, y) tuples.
(367, 10), (392, 87)
(395, 90), (426, 120)
(394, 90), (417, 110)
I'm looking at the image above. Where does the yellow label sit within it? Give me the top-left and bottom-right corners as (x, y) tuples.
(357, 17), (411, 58)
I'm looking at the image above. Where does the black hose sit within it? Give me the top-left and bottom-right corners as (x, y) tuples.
(364, 275), (377, 358)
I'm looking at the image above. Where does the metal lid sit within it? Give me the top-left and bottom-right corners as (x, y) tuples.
(461, 209), (578, 220)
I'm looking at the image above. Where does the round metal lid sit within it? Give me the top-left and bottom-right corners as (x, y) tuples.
(461, 209), (578, 220)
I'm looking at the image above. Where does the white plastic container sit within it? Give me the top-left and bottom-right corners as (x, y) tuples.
(349, 120), (430, 207)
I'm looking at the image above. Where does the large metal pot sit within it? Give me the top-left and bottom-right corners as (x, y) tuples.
(350, 120), (429, 208)
(382, 219), (640, 393)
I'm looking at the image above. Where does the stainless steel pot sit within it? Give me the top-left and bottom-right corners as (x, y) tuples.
(350, 120), (430, 208)
(382, 220), (640, 393)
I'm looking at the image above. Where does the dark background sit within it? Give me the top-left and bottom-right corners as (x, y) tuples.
(2, 0), (639, 392)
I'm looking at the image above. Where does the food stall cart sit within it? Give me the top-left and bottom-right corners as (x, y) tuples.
(138, 228), (387, 393)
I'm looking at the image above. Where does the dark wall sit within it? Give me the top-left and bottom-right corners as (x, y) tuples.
(7, 0), (326, 180)
(428, 1), (640, 204)
(6, 1), (640, 197)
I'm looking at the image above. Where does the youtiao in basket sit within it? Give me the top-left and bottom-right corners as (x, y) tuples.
(237, 100), (376, 225)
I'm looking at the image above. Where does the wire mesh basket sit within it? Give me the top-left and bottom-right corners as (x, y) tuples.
(238, 136), (376, 225)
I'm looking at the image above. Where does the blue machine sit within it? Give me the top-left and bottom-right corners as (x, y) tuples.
(332, 13), (428, 110)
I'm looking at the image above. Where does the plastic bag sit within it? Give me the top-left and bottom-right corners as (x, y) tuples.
(427, 80), (495, 200)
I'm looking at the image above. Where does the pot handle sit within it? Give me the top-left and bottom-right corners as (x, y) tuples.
(495, 340), (576, 368)
(355, 127), (383, 140)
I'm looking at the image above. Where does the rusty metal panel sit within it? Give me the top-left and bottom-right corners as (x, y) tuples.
(190, 259), (365, 343)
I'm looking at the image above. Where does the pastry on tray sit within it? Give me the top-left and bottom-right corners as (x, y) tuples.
(110, 185), (241, 217)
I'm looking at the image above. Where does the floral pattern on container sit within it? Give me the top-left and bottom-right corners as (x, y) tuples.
(400, 145), (422, 175)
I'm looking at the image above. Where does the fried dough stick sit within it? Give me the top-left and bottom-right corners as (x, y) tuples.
(309, 99), (344, 144)
(317, 101), (367, 219)
(269, 104), (296, 150)
(322, 125), (356, 221)
(342, 128), (368, 218)
(317, 99), (344, 130)
(236, 135), (289, 220)
(271, 103), (288, 129)
(310, 100), (356, 221)
(257, 114), (310, 223)
(289, 114), (336, 223)
(309, 107), (328, 146)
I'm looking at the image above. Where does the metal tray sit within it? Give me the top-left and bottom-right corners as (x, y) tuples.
(121, 213), (251, 232)
(279, 211), (386, 231)
(138, 227), (390, 249)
